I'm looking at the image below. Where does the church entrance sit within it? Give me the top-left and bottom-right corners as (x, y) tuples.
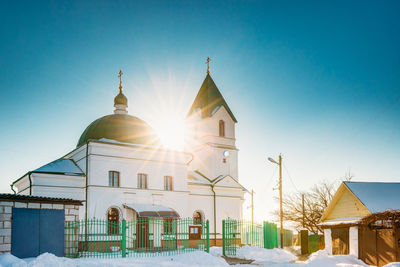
(136, 217), (150, 249)
(107, 208), (119, 235)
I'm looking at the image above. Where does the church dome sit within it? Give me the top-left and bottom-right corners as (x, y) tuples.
(114, 91), (128, 106)
(77, 114), (160, 147)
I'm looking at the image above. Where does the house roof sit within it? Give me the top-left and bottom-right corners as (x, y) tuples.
(33, 158), (84, 175)
(344, 181), (400, 213)
(320, 181), (400, 224)
(0, 194), (82, 205)
(187, 74), (237, 122)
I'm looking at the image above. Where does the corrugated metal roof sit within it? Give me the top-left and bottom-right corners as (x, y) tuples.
(345, 181), (400, 213)
(0, 194), (83, 205)
(33, 158), (84, 175)
(123, 203), (179, 218)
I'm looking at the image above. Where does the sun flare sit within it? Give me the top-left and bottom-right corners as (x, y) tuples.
(154, 117), (185, 151)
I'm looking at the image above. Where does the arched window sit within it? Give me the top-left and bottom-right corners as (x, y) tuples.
(107, 207), (119, 235)
(193, 211), (203, 224)
(219, 120), (225, 137)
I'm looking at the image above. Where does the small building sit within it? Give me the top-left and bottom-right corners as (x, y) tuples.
(320, 181), (400, 266)
(0, 193), (82, 258)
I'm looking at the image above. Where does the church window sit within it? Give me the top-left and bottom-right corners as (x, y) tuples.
(138, 173), (148, 189)
(164, 176), (173, 191)
(193, 211), (203, 224)
(219, 120), (225, 137)
(163, 218), (176, 234)
(109, 171), (120, 187)
(107, 207), (119, 235)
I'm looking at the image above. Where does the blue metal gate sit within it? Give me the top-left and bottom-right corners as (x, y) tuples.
(11, 208), (65, 258)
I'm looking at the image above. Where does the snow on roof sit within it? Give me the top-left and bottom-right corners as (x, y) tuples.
(345, 181), (400, 213)
(188, 171), (212, 185)
(33, 158), (84, 175)
(319, 217), (361, 226)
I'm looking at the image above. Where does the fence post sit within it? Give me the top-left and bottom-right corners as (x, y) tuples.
(222, 220), (226, 257)
(263, 222), (267, 249)
(206, 220), (210, 253)
(122, 219), (126, 258)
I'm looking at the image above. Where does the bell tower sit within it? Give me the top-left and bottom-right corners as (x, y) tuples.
(185, 69), (238, 181)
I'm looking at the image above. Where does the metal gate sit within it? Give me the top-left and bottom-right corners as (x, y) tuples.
(11, 208), (65, 258)
(222, 219), (280, 257)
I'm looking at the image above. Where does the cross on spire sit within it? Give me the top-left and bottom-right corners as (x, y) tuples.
(118, 70), (123, 92)
(206, 57), (211, 74)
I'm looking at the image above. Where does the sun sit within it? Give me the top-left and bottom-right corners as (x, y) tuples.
(154, 117), (185, 151)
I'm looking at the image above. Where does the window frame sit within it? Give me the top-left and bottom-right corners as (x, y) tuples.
(164, 176), (173, 191)
(137, 173), (148, 189)
(219, 120), (225, 137)
(108, 171), (120, 187)
(163, 218), (176, 234)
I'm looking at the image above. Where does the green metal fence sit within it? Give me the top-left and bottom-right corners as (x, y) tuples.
(222, 219), (286, 257)
(308, 234), (324, 253)
(65, 218), (209, 258)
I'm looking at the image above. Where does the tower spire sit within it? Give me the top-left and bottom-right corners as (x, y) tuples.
(118, 69), (123, 92)
(206, 57), (211, 75)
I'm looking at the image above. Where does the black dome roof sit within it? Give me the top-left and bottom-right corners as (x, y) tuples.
(77, 114), (160, 147)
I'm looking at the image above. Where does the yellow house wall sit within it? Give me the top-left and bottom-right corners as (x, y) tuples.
(325, 187), (370, 220)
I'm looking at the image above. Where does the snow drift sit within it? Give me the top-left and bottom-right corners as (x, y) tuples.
(236, 245), (297, 263)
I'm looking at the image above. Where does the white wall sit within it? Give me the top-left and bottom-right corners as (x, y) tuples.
(185, 106), (239, 181)
(349, 226), (358, 257)
(324, 228), (332, 254)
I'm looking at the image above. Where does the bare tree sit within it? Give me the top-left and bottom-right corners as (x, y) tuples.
(274, 181), (337, 234)
(343, 168), (355, 181)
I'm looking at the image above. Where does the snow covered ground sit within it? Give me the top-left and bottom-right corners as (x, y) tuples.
(1, 247), (399, 267)
(0, 251), (228, 267)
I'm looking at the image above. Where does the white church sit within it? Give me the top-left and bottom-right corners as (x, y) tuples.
(11, 69), (247, 244)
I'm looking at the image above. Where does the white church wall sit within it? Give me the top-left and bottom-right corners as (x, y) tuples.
(86, 186), (191, 220)
(211, 106), (235, 139)
(67, 145), (87, 172)
(188, 183), (244, 238)
(185, 106), (238, 182)
(88, 154), (189, 192)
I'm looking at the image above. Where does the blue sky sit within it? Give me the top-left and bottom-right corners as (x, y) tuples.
(1, 0), (399, 222)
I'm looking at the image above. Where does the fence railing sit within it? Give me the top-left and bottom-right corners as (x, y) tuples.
(222, 219), (293, 257)
(65, 218), (209, 258)
(277, 228), (294, 248)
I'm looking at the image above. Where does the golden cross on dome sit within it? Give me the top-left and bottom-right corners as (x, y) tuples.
(206, 57), (211, 74)
(118, 70), (123, 91)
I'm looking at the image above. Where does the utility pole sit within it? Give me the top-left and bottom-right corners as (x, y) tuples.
(278, 154), (283, 249)
(268, 154), (284, 249)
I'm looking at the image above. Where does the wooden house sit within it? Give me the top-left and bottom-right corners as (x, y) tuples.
(319, 181), (400, 267)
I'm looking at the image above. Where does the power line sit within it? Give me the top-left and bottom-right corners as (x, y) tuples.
(283, 162), (299, 193)
(266, 165), (278, 190)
